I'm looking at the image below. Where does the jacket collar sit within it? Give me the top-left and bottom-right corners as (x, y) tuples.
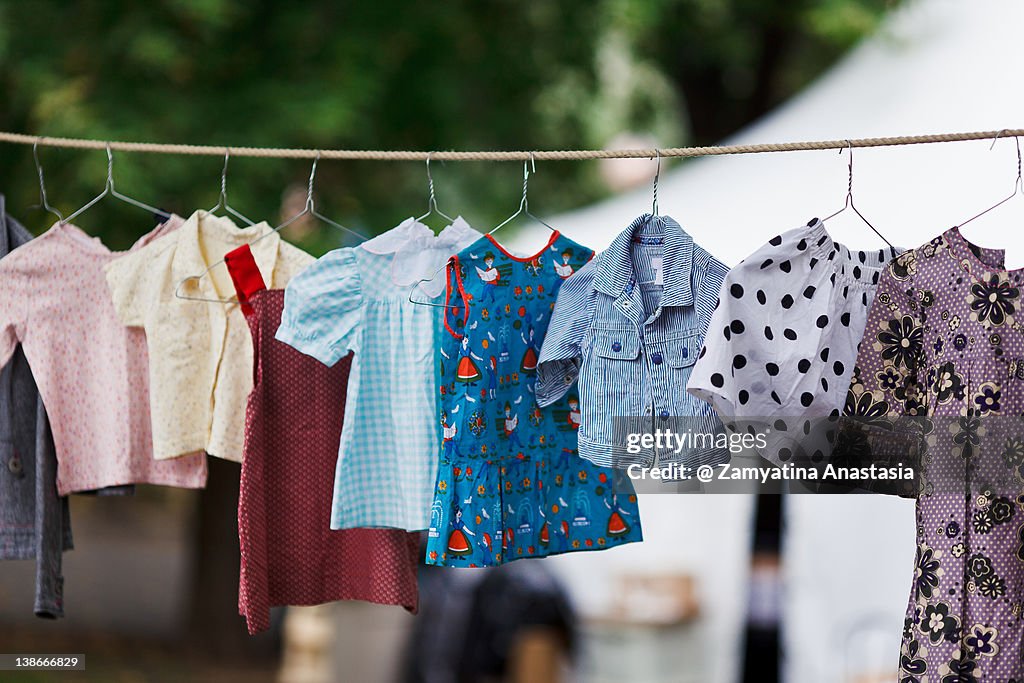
(171, 210), (278, 294)
(593, 213), (694, 307)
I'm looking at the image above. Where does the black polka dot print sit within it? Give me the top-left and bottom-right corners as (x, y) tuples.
(688, 218), (902, 469)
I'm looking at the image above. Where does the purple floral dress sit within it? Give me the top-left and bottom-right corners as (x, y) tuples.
(845, 226), (1024, 680)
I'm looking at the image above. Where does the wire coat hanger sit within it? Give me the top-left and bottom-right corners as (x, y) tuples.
(417, 152), (455, 227)
(411, 155), (559, 308)
(60, 143), (171, 226)
(230, 150), (366, 248)
(408, 153), (473, 308)
(306, 153), (368, 242)
(410, 154), (558, 308)
(488, 154), (556, 236)
(30, 139), (65, 224)
(176, 147), (266, 303)
(177, 152), (370, 304)
(956, 130), (1024, 229)
(822, 141), (894, 250)
(207, 148), (255, 226)
(648, 149), (668, 229)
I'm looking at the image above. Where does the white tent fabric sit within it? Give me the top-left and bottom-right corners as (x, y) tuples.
(527, 0), (1024, 680)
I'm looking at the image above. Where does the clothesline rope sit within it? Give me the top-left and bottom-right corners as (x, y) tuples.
(1, 128), (1023, 161)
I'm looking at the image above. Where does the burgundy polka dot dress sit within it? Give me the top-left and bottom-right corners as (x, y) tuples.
(225, 245), (420, 635)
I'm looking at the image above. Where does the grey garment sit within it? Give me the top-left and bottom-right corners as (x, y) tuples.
(0, 198), (73, 618)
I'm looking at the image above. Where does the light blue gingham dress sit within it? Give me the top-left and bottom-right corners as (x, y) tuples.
(276, 217), (480, 530)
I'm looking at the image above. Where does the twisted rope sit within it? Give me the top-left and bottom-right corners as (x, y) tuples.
(1, 129), (1022, 161)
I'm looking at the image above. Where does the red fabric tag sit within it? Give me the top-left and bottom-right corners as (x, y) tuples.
(224, 244), (267, 316)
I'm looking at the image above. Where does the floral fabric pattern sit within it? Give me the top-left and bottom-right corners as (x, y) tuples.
(846, 226), (1024, 678)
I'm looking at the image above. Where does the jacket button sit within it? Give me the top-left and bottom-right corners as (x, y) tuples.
(611, 342), (622, 352)
(8, 456), (23, 475)
(564, 374), (574, 384)
(682, 347), (688, 358)
(659, 410), (670, 420)
(651, 352), (663, 365)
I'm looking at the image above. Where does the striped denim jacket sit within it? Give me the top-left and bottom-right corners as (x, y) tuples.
(536, 214), (729, 468)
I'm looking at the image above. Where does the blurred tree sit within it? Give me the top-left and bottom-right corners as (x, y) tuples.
(0, 0), (896, 251)
(0, 0), (897, 658)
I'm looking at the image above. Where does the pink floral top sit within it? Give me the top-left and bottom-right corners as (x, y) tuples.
(0, 220), (208, 495)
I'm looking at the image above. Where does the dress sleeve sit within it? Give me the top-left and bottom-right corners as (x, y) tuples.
(693, 251), (729, 335)
(104, 248), (152, 327)
(275, 248), (363, 366)
(845, 254), (923, 420)
(835, 251), (924, 495)
(686, 263), (752, 419)
(536, 262), (596, 408)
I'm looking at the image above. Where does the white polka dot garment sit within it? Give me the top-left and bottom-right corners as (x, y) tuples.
(688, 218), (902, 465)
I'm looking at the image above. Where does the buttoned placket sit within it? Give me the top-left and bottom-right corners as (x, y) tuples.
(614, 279), (662, 466)
(644, 302), (674, 456)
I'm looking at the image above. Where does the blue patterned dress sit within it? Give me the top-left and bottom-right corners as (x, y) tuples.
(426, 231), (643, 567)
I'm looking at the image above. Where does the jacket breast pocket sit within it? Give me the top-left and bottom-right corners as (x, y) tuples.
(668, 334), (702, 416)
(580, 328), (642, 443)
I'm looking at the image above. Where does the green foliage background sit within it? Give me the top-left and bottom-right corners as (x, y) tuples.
(0, 0), (896, 253)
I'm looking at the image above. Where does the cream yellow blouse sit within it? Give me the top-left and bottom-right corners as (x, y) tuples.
(105, 210), (313, 461)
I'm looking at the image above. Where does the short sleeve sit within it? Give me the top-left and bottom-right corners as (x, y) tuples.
(843, 252), (925, 421)
(693, 251), (728, 333)
(686, 264), (752, 419)
(104, 248), (152, 326)
(834, 252), (924, 495)
(536, 262), (596, 407)
(843, 252), (923, 422)
(0, 261), (27, 367)
(275, 247), (363, 366)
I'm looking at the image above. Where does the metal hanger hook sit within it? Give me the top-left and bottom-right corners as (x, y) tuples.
(652, 149), (662, 216)
(1014, 136), (1022, 193)
(219, 147), (231, 205)
(417, 152), (456, 224)
(31, 138), (65, 223)
(104, 143), (115, 192)
(988, 128), (1009, 151)
(426, 152), (440, 212)
(33, 140), (49, 205)
(842, 140), (854, 201)
(306, 150), (321, 210)
(520, 155), (534, 212)
(990, 130), (1023, 194)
